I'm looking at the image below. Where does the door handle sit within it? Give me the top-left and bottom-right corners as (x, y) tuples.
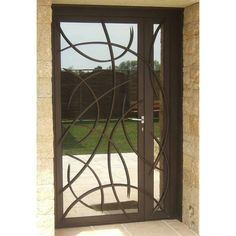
(128, 116), (144, 124)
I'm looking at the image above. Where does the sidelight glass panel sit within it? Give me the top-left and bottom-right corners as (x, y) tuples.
(60, 22), (139, 217)
(152, 24), (164, 211)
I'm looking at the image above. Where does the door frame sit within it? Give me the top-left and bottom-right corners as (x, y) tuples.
(52, 5), (183, 228)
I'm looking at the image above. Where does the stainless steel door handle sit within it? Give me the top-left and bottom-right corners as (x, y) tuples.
(128, 116), (144, 124)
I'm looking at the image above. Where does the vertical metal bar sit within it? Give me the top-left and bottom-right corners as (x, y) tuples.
(138, 20), (145, 220)
(160, 14), (171, 218)
(165, 12), (183, 219)
(143, 19), (154, 220)
(176, 12), (183, 221)
(52, 17), (63, 226)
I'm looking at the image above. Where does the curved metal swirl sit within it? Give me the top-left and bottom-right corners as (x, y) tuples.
(61, 22), (129, 197)
(121, 95), (138, 155)
(65, 154), (105, 212)
(63, 69), (100, 145)
(59, 21), (170, 218)
(147, 23), (170, 213)
(59, 22), (145, 63)
(61, 27), (134, 63)
(147, 23), (169, 173)
(59, 78), (133, 146)
(67, 70), (103, 109)
(71, 122), (132, 203)
(107, 99), (143, 216)
(151, 134), (169, 212)
(62, 183), (160, 219)
(67, 164), (100, 211)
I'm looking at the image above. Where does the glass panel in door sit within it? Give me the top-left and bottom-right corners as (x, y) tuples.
(59, 22), (140, 218)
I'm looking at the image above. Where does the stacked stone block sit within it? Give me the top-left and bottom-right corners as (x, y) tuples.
(37, 0), (54, 236)
(182, 3), (199, 233)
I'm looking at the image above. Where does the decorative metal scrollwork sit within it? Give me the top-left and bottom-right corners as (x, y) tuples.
(58, 22), (169, 219)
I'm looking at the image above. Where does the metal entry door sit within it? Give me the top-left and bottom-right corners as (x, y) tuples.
(53, 6), (183, 228)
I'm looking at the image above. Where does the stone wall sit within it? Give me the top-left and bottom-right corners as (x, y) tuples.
(37, 1), (54, 236)
(182, 3), (199, 233)
(52, 0), (199, 8)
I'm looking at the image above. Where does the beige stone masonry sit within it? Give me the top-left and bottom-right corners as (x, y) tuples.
(37, 6), (52, 23)
(37, 0), (54, 236)
(37, 184), (55, 201)
(38, 60), (52, 78)
(52, 0), (199, 8)
(38, 77), (53, 97)
(38, 0), (52, 5)
(37, 214), (55, 236)
(182, 3), (199, 234)
(37, 158), (54, 185)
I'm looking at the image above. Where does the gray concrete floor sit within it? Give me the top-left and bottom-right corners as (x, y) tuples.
(55, 220), (198, 236)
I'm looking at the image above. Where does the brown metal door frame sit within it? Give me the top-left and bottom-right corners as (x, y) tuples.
(142, 15), (183, 221)
(52, 5), (183, 228)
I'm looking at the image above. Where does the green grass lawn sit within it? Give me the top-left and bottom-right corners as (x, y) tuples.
(62, 119), (160, 155)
